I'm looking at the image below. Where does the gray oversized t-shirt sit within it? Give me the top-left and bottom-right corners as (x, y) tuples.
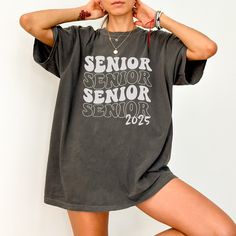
(33, 24), (207, 211)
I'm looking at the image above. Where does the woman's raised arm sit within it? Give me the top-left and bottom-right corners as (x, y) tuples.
(133, 0), (218, 60)
(19, 0), (106, 47)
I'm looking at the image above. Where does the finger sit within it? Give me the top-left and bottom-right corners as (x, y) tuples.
(95, 0), (102, 8)
(135, 0), (141, 6)
(134, 20), (143, 27)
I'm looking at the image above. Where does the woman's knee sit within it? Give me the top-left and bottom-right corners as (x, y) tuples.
(213, 221), (236, 236)
(135, 177), (236, 236)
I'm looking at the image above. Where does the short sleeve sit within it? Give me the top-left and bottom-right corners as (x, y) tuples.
(33, 25), (81, 79)
(163, 31), (207, 85)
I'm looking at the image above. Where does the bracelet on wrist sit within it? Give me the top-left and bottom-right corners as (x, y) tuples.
(77, 9), (91, 21)
(155, 10), (163, 30)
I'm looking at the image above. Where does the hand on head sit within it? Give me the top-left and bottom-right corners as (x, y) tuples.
(82, 0), (108, 20)
(132, 0), (156, 29)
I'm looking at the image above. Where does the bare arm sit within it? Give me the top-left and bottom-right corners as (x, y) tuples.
(159, 13), (218, 60)
(19, 6), (87, 47)
(19, 0), (106, 47)
(133, 0), (218, 60)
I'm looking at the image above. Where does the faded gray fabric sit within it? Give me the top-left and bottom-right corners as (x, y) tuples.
(33, 24), (207, 211)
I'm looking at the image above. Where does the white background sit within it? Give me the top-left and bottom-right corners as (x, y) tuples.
(1, 0), (235, 235)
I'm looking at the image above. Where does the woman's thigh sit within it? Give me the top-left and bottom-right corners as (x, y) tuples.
(67, 210), (109, 236)
(136, 177), (236, 236)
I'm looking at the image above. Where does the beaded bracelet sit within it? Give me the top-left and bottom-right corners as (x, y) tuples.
(155, 10), (163, 30)
(77, 10), (91, 21)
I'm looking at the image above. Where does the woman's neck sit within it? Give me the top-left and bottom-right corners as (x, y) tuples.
(106, 14), (136, 32)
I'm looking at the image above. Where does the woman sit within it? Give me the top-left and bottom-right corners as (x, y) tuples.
(19, 0), (236, 235)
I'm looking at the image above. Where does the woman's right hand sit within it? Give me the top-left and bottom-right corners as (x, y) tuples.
(82, 0), (107, 20)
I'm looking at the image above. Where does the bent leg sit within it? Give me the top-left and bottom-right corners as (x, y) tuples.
(136, 177), (236, 236)
(154, 227), (186, 236)
(67, 210), (109, 236)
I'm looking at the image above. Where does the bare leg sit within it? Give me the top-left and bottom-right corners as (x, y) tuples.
(67, 210), (109, 236)
(136, 177), (236, 236)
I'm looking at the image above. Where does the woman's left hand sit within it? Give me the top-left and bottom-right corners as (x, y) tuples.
(132, 0), (157, 29)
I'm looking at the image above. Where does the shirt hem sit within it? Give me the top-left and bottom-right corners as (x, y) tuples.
(44, 172), (178, 212)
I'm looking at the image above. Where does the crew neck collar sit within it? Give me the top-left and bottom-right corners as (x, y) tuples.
(99, 26), (142, 35)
